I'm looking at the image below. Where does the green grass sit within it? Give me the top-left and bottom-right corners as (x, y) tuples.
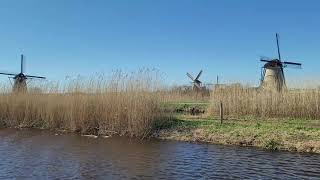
(161, 102), (209, 114)
(154, 115), (320, 153)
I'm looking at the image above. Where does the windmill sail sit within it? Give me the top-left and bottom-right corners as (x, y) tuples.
(283, 61), (302, 69)
(186, 73), (194, 81)
(0, 72), (17, 76)
(25, 75), (46, 79)
(195, 70), (202, 80)
(276, 33), (281, 61)
(21, 54), (25, 74)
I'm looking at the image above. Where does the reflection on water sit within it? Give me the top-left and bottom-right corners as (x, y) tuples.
(0, 129), (320, 179)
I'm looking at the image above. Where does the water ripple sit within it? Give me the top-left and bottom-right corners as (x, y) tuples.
(0, 129), (319, 179)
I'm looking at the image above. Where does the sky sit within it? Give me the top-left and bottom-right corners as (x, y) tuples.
(0, 0), (319, 87)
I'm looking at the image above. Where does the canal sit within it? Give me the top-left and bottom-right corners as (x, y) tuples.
(0, 129), (319, 179)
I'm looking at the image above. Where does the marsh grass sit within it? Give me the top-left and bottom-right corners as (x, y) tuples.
(0, 70), (165, 138)
(209, 84), (320, 119)
(157, 87), (210, 104)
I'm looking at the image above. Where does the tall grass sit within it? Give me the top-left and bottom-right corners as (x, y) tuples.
(0, 70), (164, 138)
(157, 87), (210, 103)
(209, 84), (320, 119)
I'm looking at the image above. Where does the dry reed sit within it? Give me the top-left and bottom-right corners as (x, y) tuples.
(209, 84), (320, 119)
(157, 87), (210, 103)
(0, 70), (164, 138)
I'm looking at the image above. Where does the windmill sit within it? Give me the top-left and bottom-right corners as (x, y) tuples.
(187, 70), (203, 91)
(260, 34), (302, 91)
(0, 54), (46, 93)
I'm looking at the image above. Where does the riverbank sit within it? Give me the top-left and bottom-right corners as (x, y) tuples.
(2, 114), (320, 153)
(153, 114), (320, 153)
(1, 95), (320, 154)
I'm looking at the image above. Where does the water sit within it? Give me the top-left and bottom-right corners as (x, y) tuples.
(0, 129), (320, 179)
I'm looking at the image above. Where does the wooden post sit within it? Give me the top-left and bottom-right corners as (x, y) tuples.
(220, 101), (223, 124)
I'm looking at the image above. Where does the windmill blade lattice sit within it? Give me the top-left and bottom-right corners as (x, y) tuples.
(186, 73), (194, 81)
(195, 70), (203, 80)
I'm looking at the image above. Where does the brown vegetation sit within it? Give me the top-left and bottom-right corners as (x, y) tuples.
(0, 71), (164, 138)
(158, 86), (210, 103)
(209, 84), (320, 119)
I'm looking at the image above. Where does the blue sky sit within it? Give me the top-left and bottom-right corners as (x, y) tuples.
(0, 0), (319, 86)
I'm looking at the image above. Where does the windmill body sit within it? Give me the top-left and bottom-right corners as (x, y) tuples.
(0, 54), (46, 93)
(261, 60), (286, 91)
(260, 34), (301, 92)
(13, 74), (28, 93)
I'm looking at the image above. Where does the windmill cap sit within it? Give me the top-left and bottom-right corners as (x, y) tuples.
(264, 59), (282, 68)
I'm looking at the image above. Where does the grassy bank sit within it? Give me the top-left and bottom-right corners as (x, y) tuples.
(153, 115), (320, 153)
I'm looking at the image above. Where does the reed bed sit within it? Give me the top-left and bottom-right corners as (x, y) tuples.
(209, 84), (320, 119)
(157, 87), (210, 103)
(0, 70), (164, 138)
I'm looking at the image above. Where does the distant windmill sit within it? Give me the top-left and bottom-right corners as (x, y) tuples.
(260, 33), (302, 91)
(187, 70), (203, 91)
(0, 54), (46, 93)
